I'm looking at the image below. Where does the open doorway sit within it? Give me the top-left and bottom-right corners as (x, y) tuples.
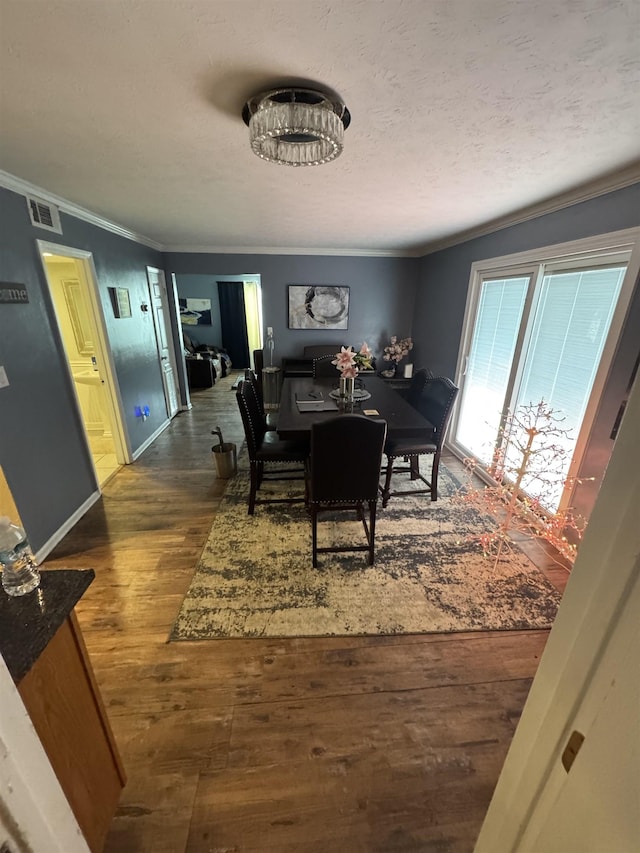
(38, 242), (129, 487)
(175, 273), (263, 383)
(216, 279), (263, 371)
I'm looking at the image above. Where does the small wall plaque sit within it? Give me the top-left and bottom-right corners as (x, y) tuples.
(0, 282), (29, 304)
(109, 286), (132, 318)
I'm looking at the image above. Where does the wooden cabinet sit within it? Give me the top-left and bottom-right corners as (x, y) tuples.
(18, 611), (125, 853)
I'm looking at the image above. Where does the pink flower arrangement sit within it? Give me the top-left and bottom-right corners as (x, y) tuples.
(383, 336), (413, 364)
(332, 343), (372, 378)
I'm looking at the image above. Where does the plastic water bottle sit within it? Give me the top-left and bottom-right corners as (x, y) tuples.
(0, 516), (41, 596)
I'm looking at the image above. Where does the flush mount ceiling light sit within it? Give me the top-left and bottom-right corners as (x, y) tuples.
(242, 86), (351, 166)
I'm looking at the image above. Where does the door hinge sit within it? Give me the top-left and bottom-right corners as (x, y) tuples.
(561, 730), (585, 772)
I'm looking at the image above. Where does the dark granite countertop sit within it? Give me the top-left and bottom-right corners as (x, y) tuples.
(0, 568), (94, 683)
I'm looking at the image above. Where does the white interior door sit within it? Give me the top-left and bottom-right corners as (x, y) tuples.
(147, 267), (179, 418)
(521, 585), (639, 852)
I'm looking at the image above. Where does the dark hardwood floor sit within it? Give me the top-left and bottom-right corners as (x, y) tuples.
(44, 372), (568, 853)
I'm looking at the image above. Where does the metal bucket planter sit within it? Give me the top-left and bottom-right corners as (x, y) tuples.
(211, 426), (237, 479)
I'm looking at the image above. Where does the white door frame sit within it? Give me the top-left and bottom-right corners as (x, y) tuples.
(37, 240), (131, 464)
(146, 265), (180, 418)
(170, 272), (192, 410)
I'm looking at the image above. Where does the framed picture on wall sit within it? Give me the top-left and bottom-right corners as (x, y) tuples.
(179, 297), (212, 326)
(108, 286), (132, 319)
(288, 285), (349, 330)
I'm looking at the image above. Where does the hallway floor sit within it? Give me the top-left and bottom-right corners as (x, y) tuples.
(88, 432), (120, 486)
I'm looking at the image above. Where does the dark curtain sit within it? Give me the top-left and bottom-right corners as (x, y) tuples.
(217, 281), (250, 369)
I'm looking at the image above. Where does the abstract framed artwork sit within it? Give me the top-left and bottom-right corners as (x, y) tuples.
(179, 297), (212, 326)
(288, 285), (350, 330)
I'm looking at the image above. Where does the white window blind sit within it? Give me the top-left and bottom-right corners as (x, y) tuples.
(455, 276), (528, 460)
(511, 265), (626, 508)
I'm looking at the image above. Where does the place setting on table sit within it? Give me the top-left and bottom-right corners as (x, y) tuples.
(277, 375), (430, 438)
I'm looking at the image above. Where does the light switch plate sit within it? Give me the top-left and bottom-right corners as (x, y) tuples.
(0, 366), (8, 388)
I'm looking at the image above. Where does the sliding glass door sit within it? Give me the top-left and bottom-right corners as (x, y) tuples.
(453, 248), (631, 515)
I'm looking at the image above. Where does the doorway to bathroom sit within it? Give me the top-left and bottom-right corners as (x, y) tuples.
(38, 243), (129, 487)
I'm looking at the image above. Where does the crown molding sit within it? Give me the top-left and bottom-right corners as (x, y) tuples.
(0, 170), (163, 251)
(417, 164), (640, 257)
(161, 243), (416, 258)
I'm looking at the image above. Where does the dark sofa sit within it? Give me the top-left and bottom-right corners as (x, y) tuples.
(282, 344), (365, 378)
(182, 331), (234, 389)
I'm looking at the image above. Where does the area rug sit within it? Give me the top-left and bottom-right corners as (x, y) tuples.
(169, 459), (561, 640)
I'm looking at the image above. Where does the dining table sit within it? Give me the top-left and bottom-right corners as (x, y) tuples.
(276, 375), (433, 441)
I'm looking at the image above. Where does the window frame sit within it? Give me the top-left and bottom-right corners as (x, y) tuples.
(449, 227), (640, 513)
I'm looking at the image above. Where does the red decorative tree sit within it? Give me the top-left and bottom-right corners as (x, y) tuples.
(457, 400), (589, 567)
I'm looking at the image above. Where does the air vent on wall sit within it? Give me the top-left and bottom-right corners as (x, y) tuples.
(26, 195), (62, 234)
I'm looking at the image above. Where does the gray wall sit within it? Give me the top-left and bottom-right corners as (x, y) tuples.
(165, 253), (419, 367)
(414, 182), (640, 519)
(0, 186), (165, 550)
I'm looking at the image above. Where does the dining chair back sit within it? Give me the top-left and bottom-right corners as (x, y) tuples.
(243, 368), (264, 409)
(236, 381), (307, 514)
(252, 348), (264, 382)
(381, 377), (459, 506)
(405, 367), (433, 408)
(243, 368), (278, 430)
(312, 355), (339, 379)
(308, 415), (387, 566)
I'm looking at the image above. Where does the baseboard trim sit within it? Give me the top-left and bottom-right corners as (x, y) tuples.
(131, 418), (172, 460)
(35, 489), (102, 563)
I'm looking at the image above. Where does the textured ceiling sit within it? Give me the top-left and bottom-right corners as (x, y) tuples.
(1, 0), (639, 254)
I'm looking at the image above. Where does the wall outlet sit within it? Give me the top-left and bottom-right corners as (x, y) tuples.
(0, 366), (8, 389)
(267, 327), (273, 337)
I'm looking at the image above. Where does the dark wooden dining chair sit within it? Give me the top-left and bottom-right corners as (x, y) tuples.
(312, 355), (339, 379)
(243, 368), (277, 430)
(236, 381), (308, 514)
(308, 415), (387, 567)
(381, 377), (459, 506)
(252, 348), (264, 391)
(404, 367), (433, 407)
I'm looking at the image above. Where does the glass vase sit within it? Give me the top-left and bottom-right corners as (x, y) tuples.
(339, 375), (355, 400)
